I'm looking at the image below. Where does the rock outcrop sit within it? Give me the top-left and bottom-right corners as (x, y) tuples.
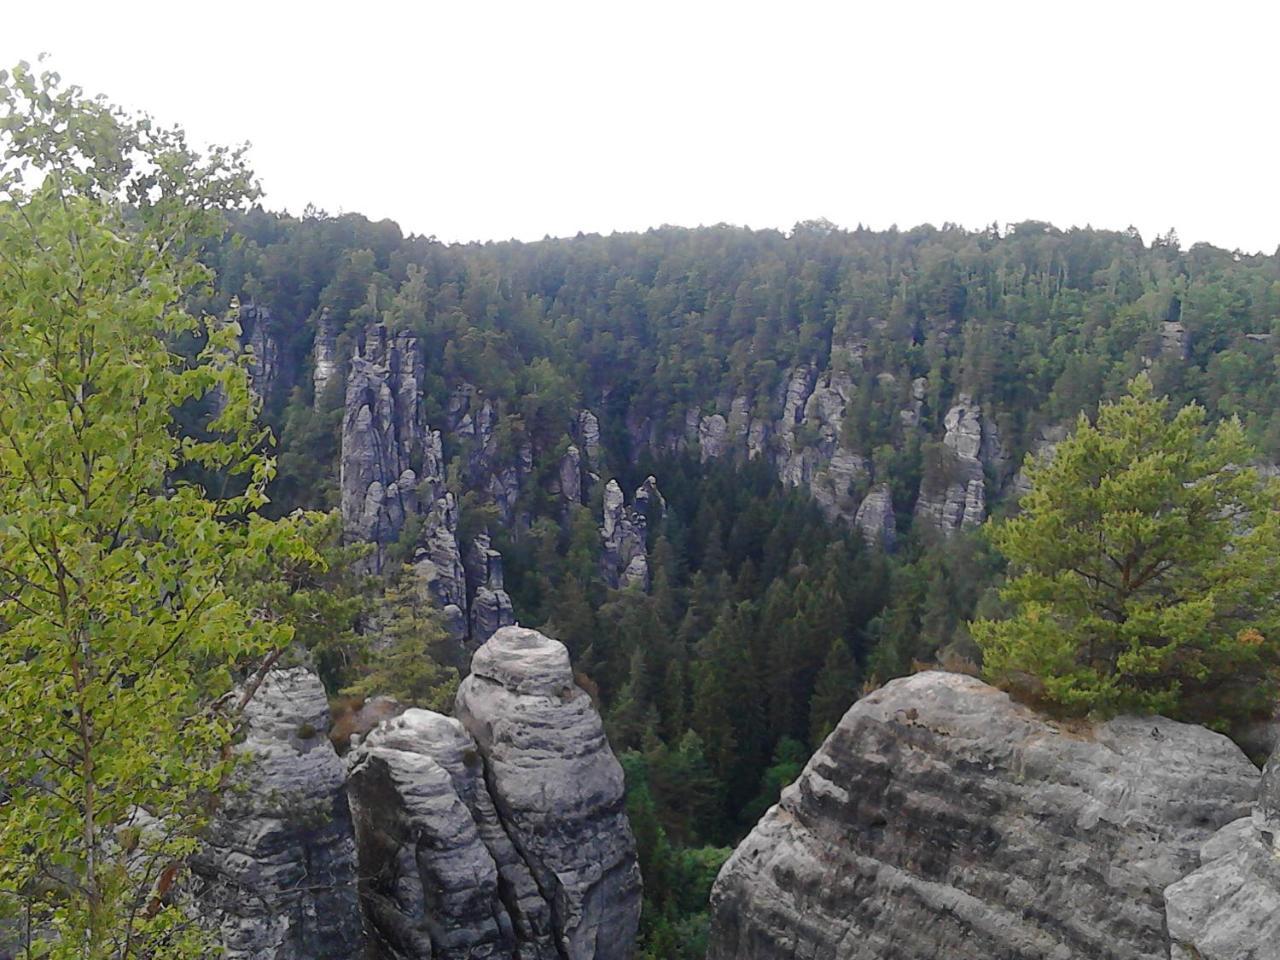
(914, 394), (1003, 535)
(340, 325), (430, 560)
(348, 710), (559, 959)
(463, 532), (515, 646)
(312, 307), (341, 406)
(242, 301), (281, 402)
(339, 323), (508, 647)
(708, 671), (1260, 960)
(1164, 742), (1280, 959)
(192, 668), (363, 960)
(853, 483), (895, 550)
(349, 627), (641, 960)
(600, 478), (662, 590)
(455, 627), (642, 960)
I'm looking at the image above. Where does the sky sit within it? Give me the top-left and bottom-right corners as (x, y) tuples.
(6, 0), (1280, 252)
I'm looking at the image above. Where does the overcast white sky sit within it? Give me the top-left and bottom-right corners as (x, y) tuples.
(6, 1), (1279, 251)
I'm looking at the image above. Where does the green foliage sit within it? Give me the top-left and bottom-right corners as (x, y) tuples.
(972, 376), (1280, 724)
(342, 565), (459, 710)
(0, 61), (311, 957)
(809, 638), (860, 745)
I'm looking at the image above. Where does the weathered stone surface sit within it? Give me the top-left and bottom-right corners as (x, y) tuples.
(708, 671), (1259, 960)
(1164, 743), (1280, 960)
(456, 627), (642, 960)
(464, 532), (515, 646)
(853, 483), (895, 550)
(577, 409), (602, 467)
(347, 710), (558, 959)
(312, 307), (341, 407)
(914, 394), (1003, 535)
(557, 444), (584, 504)
(242, 301), (281, 402)
(1161, 320), (1190, 360)
(699, 413), (729, 462)
(340, 326), (427, 562)
(600, 478), (656, 590)
(192, 668), (363, 960)
(409, 493), (467, 637)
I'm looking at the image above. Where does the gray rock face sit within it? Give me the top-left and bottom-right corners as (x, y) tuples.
(708, 671), (1259, 960)
(556, 444), (584, 504)
(853, 483), (895, 550)
(340, 323), (510, 648)
(455, 627), (643, 960)
(464, 532), (515, 646)
(340, 326), (428, 562)
(600, 478), (659, 590)
(1161, 320), (1190, 360)
(347, 710), (559, 959)
(577, 410), (602, 467)
(699, 413), (730, 462)
(914, 393), (1001, 535)
(242, 302), (281, 402)
(192, 668), (363, 960)
(312, 307), (341, 407)
(1164, 743), (1280, 959)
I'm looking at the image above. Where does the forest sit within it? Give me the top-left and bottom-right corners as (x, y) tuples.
(186, 209), (1280, 955)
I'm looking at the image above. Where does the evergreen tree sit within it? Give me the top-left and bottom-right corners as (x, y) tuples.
(809, 637), (861, 745)
(973, 376), (1280, 724)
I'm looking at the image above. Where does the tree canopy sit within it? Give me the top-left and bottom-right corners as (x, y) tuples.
(972, 375), (1280, 725)
(0, 61), (312, 958)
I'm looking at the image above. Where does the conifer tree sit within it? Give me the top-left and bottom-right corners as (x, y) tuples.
(972, 375), (1280, 724)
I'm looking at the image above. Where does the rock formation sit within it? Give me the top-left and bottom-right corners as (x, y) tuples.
(853, 483), (895, 550)
(1164, 741), (1280, 959)
(339, 323), (510, 646)
(600, 478), (662, 590)
(708, 671), (1260, 960)
(312, 307), (341, 407)
(192, 668), (363, 960)
(347, 710), (560, 959)
(556, 443), (584, 504)
(576, 409), (603, 468)
(913, 393), (1003, 535)
(463, 532), (515, 646)
(455, 627), (643, 960)
(241, 301), (281, 402)
(340, 325), (430, 560)
(349, 627), (642, 960)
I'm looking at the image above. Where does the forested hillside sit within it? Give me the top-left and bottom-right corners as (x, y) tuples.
(197, 214), (1280, 955)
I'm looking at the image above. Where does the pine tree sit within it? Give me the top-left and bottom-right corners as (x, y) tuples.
(972, 375), (1280, 724)
(809, 637), (861, 745)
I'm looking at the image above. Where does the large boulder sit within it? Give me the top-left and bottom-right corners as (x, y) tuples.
(1164, 742), (1280, 959)
(456, 626), (642, 960)
(707, 671), (1260, 960)
(191, 668), (363, 960)
(347, 710), (558, 959)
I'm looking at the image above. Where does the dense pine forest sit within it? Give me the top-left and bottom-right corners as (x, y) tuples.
(188, 212), (1280, 955)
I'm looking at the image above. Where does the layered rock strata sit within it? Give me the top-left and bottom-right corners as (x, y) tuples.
(600, 478), (663, 590)
(708, 670), (1260, 960)
(1164, 742), (1280, 959)
(349, 626), (641, 960)
(456, 627), (643, 960)
(192, 668), (363, 959)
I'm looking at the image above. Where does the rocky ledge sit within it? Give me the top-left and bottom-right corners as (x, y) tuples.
(707, 670), (1264, 960)
(191, 668), (364, 959)
(347, 625), (641, 960)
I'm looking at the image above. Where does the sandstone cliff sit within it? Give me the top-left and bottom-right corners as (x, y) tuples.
(192, 668), (364, 959)
(348, 626), (642, 960)
(707, 671), (1262, 960)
